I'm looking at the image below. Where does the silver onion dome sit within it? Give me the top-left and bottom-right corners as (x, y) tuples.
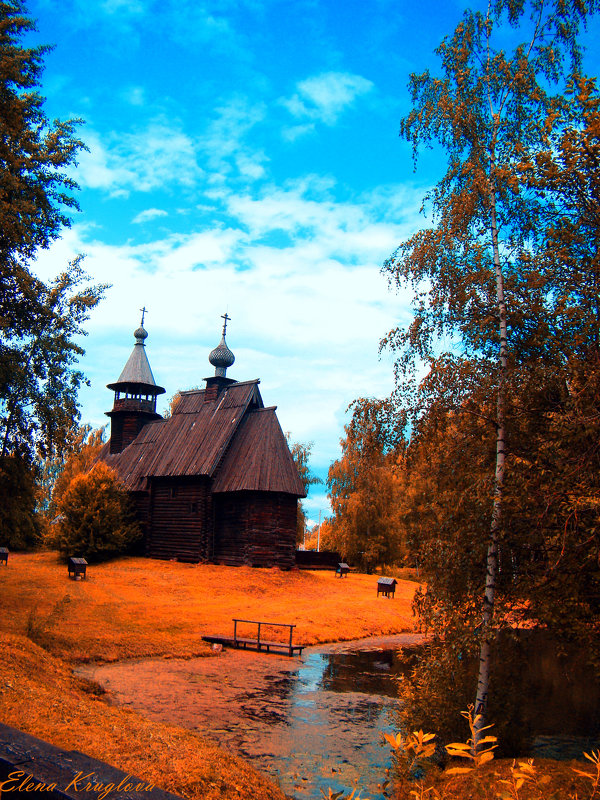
(209, 313), (235, 377)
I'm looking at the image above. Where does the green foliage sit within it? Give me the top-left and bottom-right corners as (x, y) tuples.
(40, 424), (106, 521)
(444, 706), (498, 770)
(55, 462), (141, 562)
(1, 256), (106, 463)
(0, 455), (41, 549)
(375, 711), (600, 800)
(0, 3), (106, 544)
(287, 436), (322, 543)
(289, 438), (322, 494)
(0, 1), (82, 265)
(384, 729), (437, 782)
(572, 750), (600, 800)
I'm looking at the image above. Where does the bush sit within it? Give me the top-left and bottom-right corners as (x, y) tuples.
(55, 462), (141, 562)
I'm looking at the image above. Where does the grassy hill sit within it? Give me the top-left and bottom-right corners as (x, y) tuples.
(0, 552), (418, 800)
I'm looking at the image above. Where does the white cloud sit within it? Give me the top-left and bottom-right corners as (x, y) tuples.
(132, 208), (169, 224)
(222, 177), (409, 269)
(78, 99), (268, 200)
(77, 121), (203, 196)
(282, 123), (316, 142)
(281, 71), (374, 128)
(31, 175), (423, 517)
(199, 96), (268, 182)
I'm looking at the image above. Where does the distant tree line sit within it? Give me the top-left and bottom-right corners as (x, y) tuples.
(325, 398), (408, 571)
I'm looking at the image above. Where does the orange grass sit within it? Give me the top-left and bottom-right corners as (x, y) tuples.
(0, 552), (418, 800)
(0, 555), (593, 800)
(0, 633), (286, 800)
(402, 758), (596, 800)
(1, 551), (418, 663)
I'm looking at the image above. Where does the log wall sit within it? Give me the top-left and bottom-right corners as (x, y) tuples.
(146, 477), (211, 562)
(109, 412), (152, 454)
(213, 491), (297, 568)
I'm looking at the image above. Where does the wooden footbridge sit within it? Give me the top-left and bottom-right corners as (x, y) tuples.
(202, 618), (304, 657)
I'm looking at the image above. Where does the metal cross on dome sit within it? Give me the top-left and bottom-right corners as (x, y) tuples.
(221, 312), (231, 336)
(140, 306), (148, 326)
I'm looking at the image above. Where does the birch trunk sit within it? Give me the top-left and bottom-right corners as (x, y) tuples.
(473, 176), (508, 750)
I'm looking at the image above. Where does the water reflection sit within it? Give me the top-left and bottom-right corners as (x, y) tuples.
(84, 632), (600, 800)
(487, 631), (600, 758)
(315, 648), (414, 697)
(191, 637), (416, 800)
(256, 637), (425, 799)
(265, 647), (400, 800)
(264, 633), (600, 797)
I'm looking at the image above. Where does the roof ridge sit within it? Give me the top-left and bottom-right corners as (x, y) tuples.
(225, 378), (260, 387)
(179, 378), (260, 397)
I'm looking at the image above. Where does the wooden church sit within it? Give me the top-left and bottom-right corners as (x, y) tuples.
(100, 314), (305, 568)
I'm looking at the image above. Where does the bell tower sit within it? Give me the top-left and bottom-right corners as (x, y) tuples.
(106, 309), (165, 454)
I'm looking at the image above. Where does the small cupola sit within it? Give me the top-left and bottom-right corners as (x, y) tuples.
(204, 313), (237, 401)
(106, 309), (165, 453)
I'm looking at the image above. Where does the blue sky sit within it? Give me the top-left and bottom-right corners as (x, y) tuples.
(27, 0), (600, 524)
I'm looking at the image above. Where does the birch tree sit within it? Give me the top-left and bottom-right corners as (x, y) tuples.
(383, 0), (597, 747)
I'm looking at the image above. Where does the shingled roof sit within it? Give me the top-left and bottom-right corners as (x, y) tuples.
(212, 406), (305, 495)
(102, 379), (305, 497)
(107, 324), (165, 396)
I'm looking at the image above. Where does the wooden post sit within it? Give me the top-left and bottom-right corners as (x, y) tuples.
(288, 625), (294, 657)
(233, 619), (238, 646)
(257, 622), (261, 650)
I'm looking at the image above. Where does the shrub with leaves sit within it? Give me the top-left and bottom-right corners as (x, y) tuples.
(56, 462), (141, 562)
(444, 706), (497, 772)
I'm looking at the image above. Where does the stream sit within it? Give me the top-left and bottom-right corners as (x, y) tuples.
(78, 632), (600, 800)
(78, 634), (422, 800)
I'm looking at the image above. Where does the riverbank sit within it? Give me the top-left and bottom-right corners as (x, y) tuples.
(1, 552), (418, 663)
(77, 635), (599, 800)
(76, 634), (427, 800)
(2, 554), (594, 800)
(0, 553), (419, 800)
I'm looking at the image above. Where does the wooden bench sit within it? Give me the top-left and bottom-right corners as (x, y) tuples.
(0, 548), (8, 566)
(202, 618), (304, 656)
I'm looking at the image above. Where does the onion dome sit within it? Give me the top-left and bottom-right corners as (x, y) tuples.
(209, 313), (235, 377)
